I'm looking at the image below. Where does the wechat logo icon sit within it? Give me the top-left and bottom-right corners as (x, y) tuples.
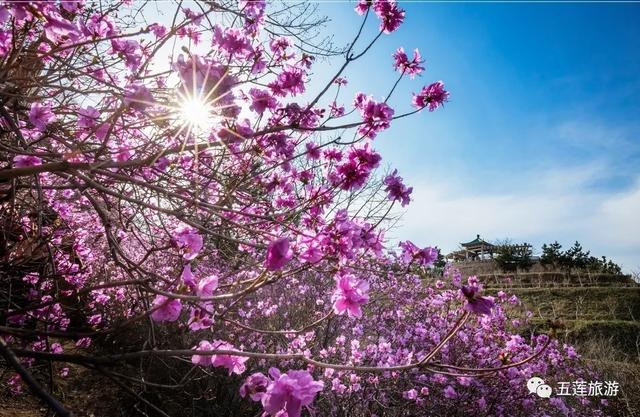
(527, 377), (553, 398)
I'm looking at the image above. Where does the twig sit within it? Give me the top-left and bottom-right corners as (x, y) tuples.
(0, 337), (73, 417)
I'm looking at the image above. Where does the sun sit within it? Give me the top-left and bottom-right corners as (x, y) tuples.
(178, 96), (216, 133)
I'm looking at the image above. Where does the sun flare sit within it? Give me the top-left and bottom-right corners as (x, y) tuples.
(178, 96), (215, 133)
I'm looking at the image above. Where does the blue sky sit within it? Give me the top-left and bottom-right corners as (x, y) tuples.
(312, 2), (640, 271)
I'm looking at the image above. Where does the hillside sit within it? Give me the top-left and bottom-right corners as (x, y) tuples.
(456, 261), (640, 416)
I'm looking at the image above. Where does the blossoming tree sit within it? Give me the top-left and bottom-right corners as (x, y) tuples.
(0, 1), (606, 416)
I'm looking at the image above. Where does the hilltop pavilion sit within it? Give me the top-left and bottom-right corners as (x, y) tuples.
(447, 234), (495, 262)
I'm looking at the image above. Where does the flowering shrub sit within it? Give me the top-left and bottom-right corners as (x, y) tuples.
(0, 0), (606, 416)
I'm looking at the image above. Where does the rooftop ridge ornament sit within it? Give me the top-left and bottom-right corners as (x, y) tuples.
(460, 234), (495, 248)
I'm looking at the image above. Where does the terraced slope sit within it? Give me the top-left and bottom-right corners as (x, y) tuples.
(458, 264), (640, 416)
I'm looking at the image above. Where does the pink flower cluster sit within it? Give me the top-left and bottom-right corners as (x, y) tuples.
(354, 93), (395, 139)
(331, 273), (370, 318)
(330, 145), (382, 191)
(269, 66), (306, 97)
(0, 2), (600, 416)
(29, 102), (56, 131)
(150, 295), (182, 322)
(241, 368), (324, 417)
(173, 226), (203, 260)
(413, 81), (450, 111)
(191, 340), (249, 375)
(13, 155), (42, 168)
(213, 25), (253, 60)
(384, 169), (413, 206)
(399, 240), (439, 266)
(356, 0), (406, 34)
(265, 237), (294, 271)
(393, 47), (425, 78)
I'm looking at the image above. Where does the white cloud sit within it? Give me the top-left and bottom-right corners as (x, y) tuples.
(388, 169), (640, 273)
(556, 120), (636, 151)
(595, 182), (640, 248)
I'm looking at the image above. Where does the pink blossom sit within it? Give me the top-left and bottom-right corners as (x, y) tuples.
(349, 144), (382, 167)
(330, 145), (381, 191)
(7, 374), (23, 395)
(250, 46), (267, 74)
(334, 77), (348, 86)
(23, 273), (39, 285)
(75, 337), (92, 348)
(29, 102), (56, 131)
(373, 0), (405, 34)
(110, 39), (142, 70)
(301, 53), (317, 69)
(269, 66), (306, 97)
(213, 25), (253, 59)
(77, 106), (100, 129)
(0, 7), (10, 24)
(331, 273), (369, 318)
(174, 226), (203, 260)
(216, 120), (253, 144)
(248, 88), (277, 114)
(412, 81), (449, 111)
(399, 241), (439, 266)
(354, 94), (394, 139)
(443, 385), (458, 399)
(261, 368), (324, 417)
(154, 157), (170, 171)
(323, 148), (343, 161)
(61, 1), (85, 14)
(461, 283), (494, 315)
(0, 31), (12, 57)
(191, 340), (249, 375)
(383, 169), (413, 206)
(403, 389), (418, 400)
(124, 83), (155, 111)
(82, 14), (117, 37)
(181, 264), (196, 287)
(278, 103), (320, 129)
(188, 308), (213, 331)
(329, 101), (345, 117)
(298, 235), (323, 264)
(87, 314), (102, 326)
(305, 142), (321, 160)
(7, 4), (32, 24)
(354, 0), (370, 16)
(265, 237), (293, 271)
(240, 0), (266, 23)
(211, 340), (249, 375)
(95, 123), (109, 141)
(191, 340), (214, 366)
(269, 37), (292, 62)
(565, 344), (579, 359)
(115, 146), (132, 162)
(182, 8), (203, 25)
(148, 23), (167, 38)
(44, 13), (81, 43)
(178, 29), (201, 46)
(392, 48), (425, 78)
(332, 159), (367, 191)
(150, 295), (182, 322)
(13, 155), (42, 168)
(196, 275), (219, 297)
(240, 372), (270, 401)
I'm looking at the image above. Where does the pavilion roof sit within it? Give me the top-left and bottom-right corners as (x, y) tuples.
(460, 234), (494, 247)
